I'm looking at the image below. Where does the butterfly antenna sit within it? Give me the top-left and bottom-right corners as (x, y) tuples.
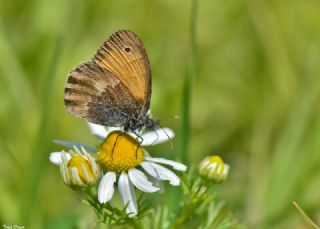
(173, 115), (180, 120)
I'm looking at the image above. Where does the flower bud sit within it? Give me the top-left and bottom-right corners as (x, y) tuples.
(198, 156), (230, 183)
(59, 147), (101, 188)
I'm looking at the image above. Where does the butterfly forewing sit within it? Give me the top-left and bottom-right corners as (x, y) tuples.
(93, 30), (151, 115)
(64, 62), (142, 126)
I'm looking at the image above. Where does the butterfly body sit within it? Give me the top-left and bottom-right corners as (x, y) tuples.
(64, 30), (159, 133)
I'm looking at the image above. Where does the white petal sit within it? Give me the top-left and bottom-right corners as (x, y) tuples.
(88, 121), (122, 140)
(141, 128), (175, 146)
(140, 162), (165, 192)
(106, 126), (122, 133)
(118, 172), (138, 217)
(141, 161), (160, 178)
(128, 168), (159, 193)
(59, 159), (69, 183)
(222, 164), (230, 179)
(208, 163), (217, 171)
(87, 122), (108, 140)
(70, 167), (83, 186)
(53, 140), (96, 152)
(149, 176), (165, 193)
(98, 172), (116, 204)
(49, 152), (61, 164)
(198, 160), (210, 170)
(142, 162), (180, 186)
(49, 152), (71, 165)
(145, 157), (187, 171)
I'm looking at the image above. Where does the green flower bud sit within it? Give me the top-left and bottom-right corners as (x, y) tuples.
(198, 156), (230, 183)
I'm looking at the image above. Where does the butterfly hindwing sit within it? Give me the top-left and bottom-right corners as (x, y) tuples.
(64, 62), (142, 126)
(93, 30), (152, 116)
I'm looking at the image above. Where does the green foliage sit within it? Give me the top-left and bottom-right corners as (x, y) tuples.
(52, 167), (243, 228)
(169, 170), (243, 229)
(86, 170), (243, 229)
(84, 188), (151, 226)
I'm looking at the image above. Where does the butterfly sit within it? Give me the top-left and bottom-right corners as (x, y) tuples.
(64, 30), (159, 134)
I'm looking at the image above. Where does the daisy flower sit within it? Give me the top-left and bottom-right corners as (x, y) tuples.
(50, 123), (187, 217)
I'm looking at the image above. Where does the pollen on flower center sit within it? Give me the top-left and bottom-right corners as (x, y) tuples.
(97, 131), (144, 173)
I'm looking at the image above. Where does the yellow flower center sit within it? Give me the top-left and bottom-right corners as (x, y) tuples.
(97, 131), (144, 173)
(67, 155), (94, 182)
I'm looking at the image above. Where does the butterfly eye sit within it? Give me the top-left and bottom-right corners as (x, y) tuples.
(124, 47), (131, 52)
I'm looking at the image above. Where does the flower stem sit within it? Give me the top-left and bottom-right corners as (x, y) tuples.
(178, 0), (198, 164)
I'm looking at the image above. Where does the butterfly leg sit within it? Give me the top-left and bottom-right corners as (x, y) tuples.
(132, 130), (144, 159)
(112, 132), (125, 159)
(154, 127), (174, 149)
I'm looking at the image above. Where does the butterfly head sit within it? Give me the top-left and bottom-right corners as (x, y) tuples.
(145, 116), (159, 130)
(124, 115), (173, 149)
(124, 115), (159, 133)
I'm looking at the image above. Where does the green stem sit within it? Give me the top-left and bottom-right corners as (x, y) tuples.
(178, 0), (198, 165)
(169, 0), (198, 215)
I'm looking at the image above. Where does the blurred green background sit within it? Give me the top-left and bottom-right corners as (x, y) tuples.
(1, 0), (320, 228)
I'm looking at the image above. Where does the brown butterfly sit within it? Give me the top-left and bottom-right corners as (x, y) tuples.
(64, 30), (159, 133)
